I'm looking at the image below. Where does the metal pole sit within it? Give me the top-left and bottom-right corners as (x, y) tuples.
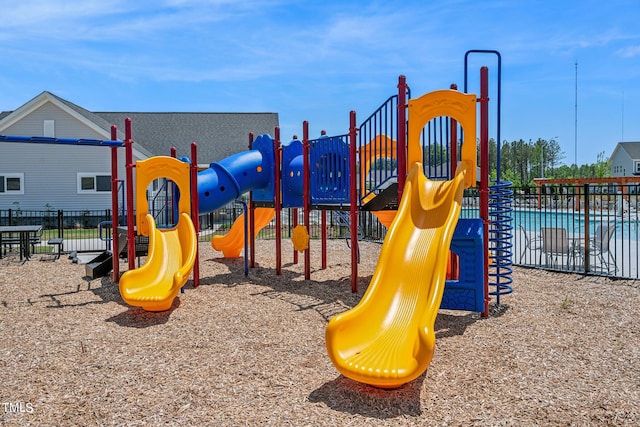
(464, 49), (502, 181)
(303, 121), (311, 280)
(191, 142), (200, 287)
(480, 66), (491, 316)
(274, 127), (282, 275)
(124, 118), (135, 271)
(397, 75), (408, 201)
(248, 133), (256, 269)
(110, 125), (120, 282)
(321, 210), (327, 270)
(349, 111), (359, 293)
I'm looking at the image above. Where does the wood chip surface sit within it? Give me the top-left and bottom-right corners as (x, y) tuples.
(0, 239), (638, 426)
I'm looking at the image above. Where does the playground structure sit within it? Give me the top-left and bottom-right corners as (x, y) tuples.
(0, 55), (513, 312)
(115, 50), (512, 388)
(0, 50), (514, 388)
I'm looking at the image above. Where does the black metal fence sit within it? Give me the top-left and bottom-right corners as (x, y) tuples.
(460, 183), (640, 279)
(0, 205), (376, 256)
(3, 182), (638, 280)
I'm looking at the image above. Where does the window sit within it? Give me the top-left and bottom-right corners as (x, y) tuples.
(44, 120), (55, 137)
(0, 173), (25, 195)
(77, 173), (111, 193)
(635, 162), (640, 175)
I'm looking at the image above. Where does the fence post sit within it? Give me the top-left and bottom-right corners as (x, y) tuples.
(105, 209), (112, 251)
(57, 210), (64, 238)
(583, 183), (590, 272)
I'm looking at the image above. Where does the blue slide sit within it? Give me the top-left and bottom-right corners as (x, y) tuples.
(197, 134), (275, 214)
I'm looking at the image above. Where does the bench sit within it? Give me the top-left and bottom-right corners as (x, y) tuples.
(2, 237), (21, 255)
(47, 238), (64, 260)
(2, 235), (41, 256)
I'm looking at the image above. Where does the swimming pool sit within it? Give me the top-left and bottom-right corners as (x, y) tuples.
(461, 207), (640, 237)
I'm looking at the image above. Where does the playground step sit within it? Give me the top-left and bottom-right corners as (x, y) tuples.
(84, 251), (113, 279)
(361, 183), (399, 211)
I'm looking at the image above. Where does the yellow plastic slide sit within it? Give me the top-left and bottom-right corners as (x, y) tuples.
(119, 213), (197, 312)
(211, 207), (275, 258)
(325, 162), (467, 388)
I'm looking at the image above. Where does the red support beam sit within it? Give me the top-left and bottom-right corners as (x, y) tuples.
(274, 127), (282, 275)
(110, 125), (120, 282)
(124, 118), (136, 271)
(190, 142), (200, 288)
(448, 83), (460, 281)
(171, 147), (177, 225)
(480, 66), (490, 317)
(248, 133), (256, 268)
(302, 121), (311, 280)
(292, 208), (298, 264)
(349, 110), (359, 293)
(397, 75), (408, 202)
(321, 210), (327, 270)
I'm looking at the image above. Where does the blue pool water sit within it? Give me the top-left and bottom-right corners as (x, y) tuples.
(461, 207), (640, 237)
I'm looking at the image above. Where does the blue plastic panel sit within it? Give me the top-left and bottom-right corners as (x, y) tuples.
(310, 135), (350, 205)
(442, 218), (485, 313)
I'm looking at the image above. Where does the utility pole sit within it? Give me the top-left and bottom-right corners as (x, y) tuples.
(574, 61), (578, 175)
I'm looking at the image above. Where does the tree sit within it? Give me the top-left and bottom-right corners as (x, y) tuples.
(594, 151), (611, 178)
(544, 137), (563, 177)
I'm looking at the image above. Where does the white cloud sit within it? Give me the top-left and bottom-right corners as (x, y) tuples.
(616, 45), (640, 58)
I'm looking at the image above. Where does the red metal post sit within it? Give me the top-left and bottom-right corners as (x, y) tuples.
(302, 121), (311, 280)
(449, 83), (460, 281)
(110, 125), (120, 282)
(480, 66), (490, 317)
(274, 127), (282, 275)
(191, 142), (200, 287)
(292, 208), (298, 264)
(349, 110), (359, 293)
(449, 83), (459, 175)
(171, 146), (177, 225)
(248, 133), (256, 268)
(124, 118), (136, 271)
(397, 75), (408, 202)
(321, 210), (327, 269)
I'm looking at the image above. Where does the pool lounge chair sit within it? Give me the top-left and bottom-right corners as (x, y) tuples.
(541, 227), (573, 269)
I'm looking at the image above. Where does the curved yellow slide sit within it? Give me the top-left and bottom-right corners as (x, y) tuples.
(119, 213), (197, 312)
(212, 207), (275, 258)
(325, 162), (467, 388)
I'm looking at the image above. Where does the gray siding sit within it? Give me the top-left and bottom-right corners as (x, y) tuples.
(4, 103), (106, 139)
(0, 103), (126, 211)
(611, 150), (634, 177)
(0, 143), (123, 211)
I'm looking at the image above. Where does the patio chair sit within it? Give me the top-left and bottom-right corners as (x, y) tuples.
(519, 224), (542, 264)
(590, 222), (617, 273)
(541, 227), (572, 268)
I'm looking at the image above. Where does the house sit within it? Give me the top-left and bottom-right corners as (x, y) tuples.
(610, 142), (640, 177)
(0, 91), (279, 211)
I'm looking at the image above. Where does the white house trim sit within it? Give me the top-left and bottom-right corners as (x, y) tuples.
(0, 92), (111, 140)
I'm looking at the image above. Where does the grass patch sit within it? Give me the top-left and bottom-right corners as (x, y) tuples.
(560, 296), (573, 310)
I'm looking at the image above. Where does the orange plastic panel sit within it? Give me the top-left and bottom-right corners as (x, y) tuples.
(134, 156), (191, 236)
(407, 90), (476, 187)
(212, 208), (275, 258)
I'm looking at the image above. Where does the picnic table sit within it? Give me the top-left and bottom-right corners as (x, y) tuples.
(0, 225), (43, 261)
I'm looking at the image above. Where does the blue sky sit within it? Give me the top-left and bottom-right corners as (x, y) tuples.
(1, 0), (639, 167)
